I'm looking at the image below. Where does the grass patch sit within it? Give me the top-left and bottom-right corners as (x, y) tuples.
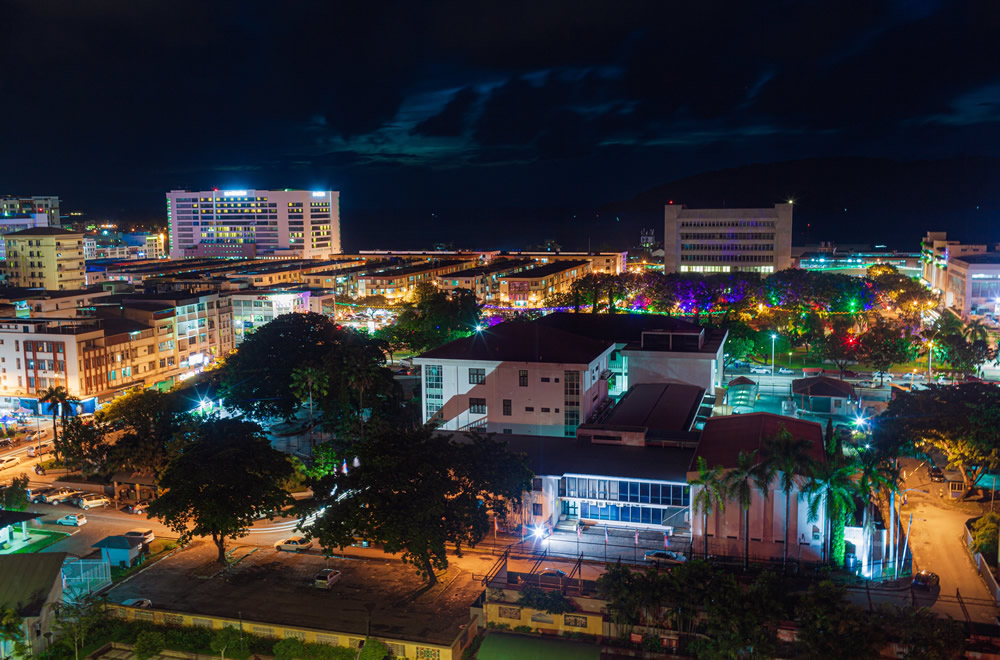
(12, 528), (69, 554)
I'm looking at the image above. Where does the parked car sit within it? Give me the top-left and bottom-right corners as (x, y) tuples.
(777, 367), (795, 375)
(871, 372), (894, 382)
(76, 494), (111, 510)
(902, 372), (926, 381)
(928, 465), (945, 482)
(47, 489), (83, 505)
(128, 501), (150, 515)
(912, 570), (939, 590)
(125, 529), (155, 544)
(644, 550), (687, 566)
(315, 568), (342, 589)
(842, 369), (860, 378)
(29, 487), (54, 503)
(0, 437), (13, 449)
(274, 536), (313, 552)
(121, 598), (152, 608)
(749, 366), (770, 375)
(538, 568), (567, 580)
(56, 514), (87, 526)
(0, 455), (21, 471)
(27, 442), (52, 458)
(857, 380), (876, 388)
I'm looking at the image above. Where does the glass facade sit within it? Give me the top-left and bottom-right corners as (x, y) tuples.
(559, 476), (689, 528)
(424, 364), (443, 421)
(564, 370), (580, 437)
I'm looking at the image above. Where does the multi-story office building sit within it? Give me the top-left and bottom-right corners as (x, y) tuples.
(511, 251), (628, 275)
(356, 259), (472, 300)
(414, 322), (615, 437)
(0, 195), (60, 227)
(919, 231), (992, 294)
(795, 243), (921, 278)
(166, 189), (341, 259)
(1, 227), (85, 290)
(0, 213), (49, 260)
(497, 260), (590, 306)
(940, 253), (1000, 321)
(229, 287), (336, 343)
(663, 204), (793, 275)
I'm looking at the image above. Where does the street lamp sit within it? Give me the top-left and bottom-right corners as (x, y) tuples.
(771, 334), (777, 377)
(927, 340), (934, 381)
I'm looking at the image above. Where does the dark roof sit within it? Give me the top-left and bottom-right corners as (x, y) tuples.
(417, 322), (613, 364)
(500, 260), (589, 278)
(441, 259), (534, 278)
(951, 253), (1000, 265)
(93, 535), (144, 550)
(692, 413), (826, 472)
(0, 509), (43, 528)
(99, 317), (151, 336)
(111, 472), (157, 486)
(601, 382), (705, 432)
(537, 312), (703, 341)
(5, 227), (80, 237)
(791, 376), (855, 398)
(0, 553), (67, 617)
(728, 376), (757, 386)
(462, 432), (694, 483)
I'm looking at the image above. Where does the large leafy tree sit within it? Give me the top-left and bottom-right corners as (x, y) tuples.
(795, 580), (886, 659)
(304, 427), (531, 586)
(50, 593), (105, 660)
(102, 389), (182, 478)
(58, 416), (110, 476)
(289, 366), (329, 447)
(393, 284), (480, 350)
(883, 383), (1000, 498)
(0, 474), (29, 511)
(811, 331), (859, 378)
(148, 418), (294, 563)
(857, 317), (914, 384)
(220, 312), (344, 420)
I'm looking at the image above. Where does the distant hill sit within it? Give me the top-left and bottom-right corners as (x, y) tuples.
(602, 156), (1000, 249)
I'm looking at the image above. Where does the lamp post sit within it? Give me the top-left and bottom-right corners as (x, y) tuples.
(771, 334), (777, 377)
(893, 486), (928, 577)
(927, 340), (934, 381)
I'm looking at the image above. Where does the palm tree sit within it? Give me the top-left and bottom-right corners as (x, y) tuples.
(38, 385), (78, 463)
(763, 425), (815, 569)
(290, 366), (329, 447)
(963, 318), (989, 344)
(803, 461), (859, 565)
(857, 449), (900, 576)
(690, 456), (728, 559)
(725, 450), (770, 570)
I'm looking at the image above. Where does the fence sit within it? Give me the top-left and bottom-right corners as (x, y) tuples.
(62, 558), (111, 601)
(963, 521), (1000, 605)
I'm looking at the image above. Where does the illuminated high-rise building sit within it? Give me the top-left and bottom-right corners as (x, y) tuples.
(166, 189), (341, 259)
(1, 195), (61, 226)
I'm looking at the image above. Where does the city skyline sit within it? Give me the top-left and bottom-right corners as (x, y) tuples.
(2, 2), (1000, 248)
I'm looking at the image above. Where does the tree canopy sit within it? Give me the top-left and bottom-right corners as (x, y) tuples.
(148, 418), (294, 563)
(393, 283), (480, 351)
(303, 427), (531, 585)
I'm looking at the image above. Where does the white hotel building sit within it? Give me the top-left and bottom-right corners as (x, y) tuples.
(166, 189), (340, 259)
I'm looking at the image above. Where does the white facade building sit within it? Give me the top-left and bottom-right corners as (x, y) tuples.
(0, 196), (60, 227)
(664, 204), (793, 275)
(0, 213), (48, 260)
(414, 323), (614, 437)
(166, 189), (341, 259)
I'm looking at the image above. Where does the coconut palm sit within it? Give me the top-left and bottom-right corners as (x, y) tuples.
(857, 449), (901, 575)
(38, 385), (79, 463)
(763, 425), (815, 569)
(290, 366), (329, 447)
(725, 450), (771, 570)
(964, 318), (989, 344)
(803, 460), (860, 565)
(690, 456), (728, 559)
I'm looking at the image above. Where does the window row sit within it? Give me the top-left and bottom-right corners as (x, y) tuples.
(561, 477), (689, 507)
(580, 501), (678, 526)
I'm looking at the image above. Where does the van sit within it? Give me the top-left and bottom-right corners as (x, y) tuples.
(125, 529), (155, 544)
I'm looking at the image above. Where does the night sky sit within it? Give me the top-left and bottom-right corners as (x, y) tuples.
(2, 1), (999, 249)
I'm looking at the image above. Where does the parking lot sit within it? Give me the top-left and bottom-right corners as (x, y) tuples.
(107, 540), (484, 646)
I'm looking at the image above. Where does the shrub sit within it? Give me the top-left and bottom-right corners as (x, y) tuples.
(516, 587), (575, 614)
(513, 625), (532, 633)
(358, 638), (389, 660)
(273, 637), (308, 660)
(133, 630), (166, 660)
(973, 513), (1000, 564)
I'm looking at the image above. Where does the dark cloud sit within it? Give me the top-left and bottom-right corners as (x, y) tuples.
(0, 0), (998, 231)
(412, 87), (479, 137)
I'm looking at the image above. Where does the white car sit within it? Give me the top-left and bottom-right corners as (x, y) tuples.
(27, 442), (52, 458)
(56, 514), (87, 526)
(902, 372), (926, 381)
(749, 366), (770, 375)
(76, 494), (111, 510)
(125, 529), (155, 544)
(0, 455), (20, 471)
(871, 372), (894, 382)
(121, 598), (152, 608)
(777, 367), (795, 375)
(274, 536), (313, 552)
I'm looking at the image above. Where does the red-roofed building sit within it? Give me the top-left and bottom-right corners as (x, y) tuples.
(687, 413), (828, 564)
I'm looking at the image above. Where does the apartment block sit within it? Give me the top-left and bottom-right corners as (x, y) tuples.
(167, 189), (341, 259)
(0, 213), (49, 260)
(357, 259), (473, 300)
(498, 260), (590, 306)
(664, 204), (793, 275)
(435, 259), (534, 300)
(1, 227), (85, 290)
(512, 251), (627, 274)
(0, 195), (60, 227)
